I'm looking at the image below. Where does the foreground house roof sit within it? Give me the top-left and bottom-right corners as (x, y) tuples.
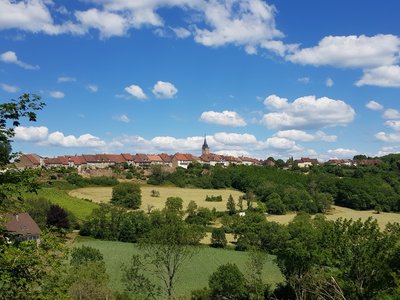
(5, 213), (41, 237)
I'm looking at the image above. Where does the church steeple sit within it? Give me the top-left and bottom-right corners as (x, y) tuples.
(202, 134), (210, 155)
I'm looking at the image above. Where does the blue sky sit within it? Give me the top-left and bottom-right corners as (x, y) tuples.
(1, 0), (400, 160)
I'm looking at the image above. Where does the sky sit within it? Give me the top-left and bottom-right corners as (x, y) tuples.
(1, 0), (400, 160)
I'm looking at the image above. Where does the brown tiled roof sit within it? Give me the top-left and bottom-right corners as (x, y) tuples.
(25, 154), (41, 165)
(174, 153), (198, 161)
(121, 153), (134, 161)
(222, 155), (242, 163)
(105, 154), (126, 163)
(83, 154), (111, 163)
(159, 153), (172, 162)
(239, 156), (260, 164)
(67, 155), (87, 165)
(147, 155), (163, 162)
(5, 213), (41, 236)
(200, 153), (223, 162)
(44, 156), (69, 165)
(133, 154), (150, 163)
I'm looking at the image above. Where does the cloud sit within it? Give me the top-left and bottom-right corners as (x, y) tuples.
(375, 131), (400, 142)
(113, 114), (130, 123)
(58, 76), (76, 83)
(383, 108), (400, 119)
(171, 27), (191, 38)
(297, 77), (310, 84)
(14, 125), (106, 148)
(274, 130), (337, 142)
(263, 94), (289, 110)
(327, 148), (358, 158)
(152, 81), (178, 99)
(213, 132), (256, 144)
(0, 50), (39, 70)
(286, 34), (400, 68)
(366, 100), (383, 111)
(86, 84), (98, 93)
(261, 95), (355, 129)
(193, 0), (283, 49)
(0, 82), (19, 93)
(355, 65), (400, 87)
(326, 77), (334, 87)
(385, 120), (400, 131)
(125, 84), (147, 100)
(49, 91), (65, 99)
(14, 126), (49, 141)
(265, 137), (296, 150)
(200, 110), (247, 127)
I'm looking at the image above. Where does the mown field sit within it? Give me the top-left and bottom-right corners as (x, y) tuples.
(26, 188), (99, 220)
(74, 237), (283, 299)
(267, 205), (400, 228)
(69, 185), (244, 211)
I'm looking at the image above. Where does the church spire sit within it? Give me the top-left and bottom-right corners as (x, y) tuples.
(202, 134), (210, 155)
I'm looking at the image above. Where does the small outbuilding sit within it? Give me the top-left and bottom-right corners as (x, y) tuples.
(4, 213), (41, 243)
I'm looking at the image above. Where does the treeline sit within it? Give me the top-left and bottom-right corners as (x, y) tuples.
(148, 161), (400, 212)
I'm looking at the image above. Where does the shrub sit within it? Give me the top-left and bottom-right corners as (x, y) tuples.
(211, 228), (227, 248)
(150, 189), (160, 197)
(111, 182), (142, 209)
(205, 195), (222, 202)
(47, 204), (70, 230)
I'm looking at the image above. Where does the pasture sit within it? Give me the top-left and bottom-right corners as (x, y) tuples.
(27, 188), (99, 220)
(69, 185), (244, 211)
(74, 237), (283, 298)
(266, 205), (400, 228)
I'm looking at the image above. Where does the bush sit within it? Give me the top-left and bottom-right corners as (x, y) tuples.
(70, 246), (104, 266)
(211, 228), (227, 248)
(205, 195), (222, 202)
(209, 263), (247, 299)
(125, 172), (133, 179)
(47, 204), (70, 230)
(150, 189), (160, 197)
(111, 182), (142, 209)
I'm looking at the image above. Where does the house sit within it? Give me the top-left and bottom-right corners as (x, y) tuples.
(262, 159), (276, 167)
(295, 157), (319, 168)
(222, 155), (242, 165)
(239, 156), (260, 166)
(82, 154), (112, 169)
(159, 153), (173, 167)
(326, 159), (354, 166)
(172, 153), (198, 169)
(121, 153), (135, 165)
(43, 156), (70, 168)
(200, 153), (227, 166)
(105, 154), (127, 165)
(15, 153), (42, 170)
(147, 154), (164, 165)
(132, 154), (151, 168)
(66, 155), (88, 172)
(4, 213), (41, 243)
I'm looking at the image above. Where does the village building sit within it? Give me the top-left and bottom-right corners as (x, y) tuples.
(15, 154), (43, 170)
(132, 154), (151, 168)
(147, 154), (164, 165)
(4, 213), (41, 243)
(295, 157), (320, 168)
(202, 135), (210, 155)
(172, 153), (198, 169)
(159, 153), (173, 167)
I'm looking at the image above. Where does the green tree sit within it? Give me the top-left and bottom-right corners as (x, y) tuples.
(186, 200), (198, 217)
(226, 194), (236, 215)
(111, 182), (141, 209)
(47, 204), (70, 230)
(266, 192), (286, 215)
(209, 263), (247, 299)
(211, 227), (227, 248)
(245, 251), (270, 300)
(165, 196), (183, 212)
(70, 245), (104, 267)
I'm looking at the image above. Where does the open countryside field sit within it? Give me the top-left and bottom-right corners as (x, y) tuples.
(69, 185), (244, 211)
(267, 205), (400, 228)
(74, 238), (283, 298)
(27, 188), (99, 220)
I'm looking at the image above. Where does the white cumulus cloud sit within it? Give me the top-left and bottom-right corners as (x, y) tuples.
(0, 50), (39, 70)
(58, 76), (76, 83)
(200, 110), (247, 127)
(0, 82), (19, 93)
(86, 84), (98, 93)
(356, 65), (400, 87)
(265, 137), (296, 150)
(327, 148), (358, 158)
(213, 132), (256, 144)
(113, 114), (130, 123)
(366, 100), (383, 111)
(50, 91), (65, 99)
(385, 120), (400, 131)
(14, 126), (49, 141)
(261, 95), (355, 129)
(383, 108), (400, 119)
(125, 84), (147, 100)
(152, 81), (178, 99)
(375, 131), (400, 142)
(274, 130), (337, 142)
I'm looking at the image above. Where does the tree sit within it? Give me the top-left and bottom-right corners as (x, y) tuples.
(266, 192), (286, 215)
(211, 227), (227, 248)
(165, 196), (183, 212)
(111, 182), (141, 209)
(140, 212), (205, 299)
(245, 251), (270, 300)
(186, 200), (198, 217)
(47, 204), (70, 230)
(70, 246), (104, 267)
(209, 263), (247, 299)
(226, 194), (236, 215)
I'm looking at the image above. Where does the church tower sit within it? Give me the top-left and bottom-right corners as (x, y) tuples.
(202, 135), (210, 155)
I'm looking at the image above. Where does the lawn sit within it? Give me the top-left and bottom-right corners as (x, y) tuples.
(266, 205), (400, 229)
(74, 237), (283, 299)
(69, 185), (244, 211)
(27, 188), (99, 220)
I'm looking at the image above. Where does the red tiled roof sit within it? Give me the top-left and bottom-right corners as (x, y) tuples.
(147, 155), (163, 162)
(83, 154), (111, 163)
(200, 153), (223, 162)
(121, 153), (134, 161)
(105, 154), (126, 163)
(44, 156), (69, 165)
(159, 153), (172, 162)
(25, 154), (41, 165)
(5, 213), (41, 236)
(133, 154), (150, 163)
(239, 156), (260, 163)
(174, 153), (198, 161)
(67, 155), (87, 165)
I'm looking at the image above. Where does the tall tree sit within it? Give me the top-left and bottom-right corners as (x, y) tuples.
(226, 194), (236, 215)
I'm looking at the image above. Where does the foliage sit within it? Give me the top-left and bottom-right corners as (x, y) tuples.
(208, 263), (247, 299)
(205, 195), (222, 202)
(226, 194), (236, 215)
(165, 196), (183, 212)
(211, 228), (227, 248)
(150, 189), (160, 197)
(47, 204), (70, 230)
(25, 197), (52, 228)
(70, 245), (104, 266)
(66, 174), (119, 187)
(111, 182), (141, 209)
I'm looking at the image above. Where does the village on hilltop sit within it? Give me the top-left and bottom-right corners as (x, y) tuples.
(14, 136), (382, 172)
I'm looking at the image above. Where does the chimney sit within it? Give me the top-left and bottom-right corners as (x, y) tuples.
(15, 214), (19, 222)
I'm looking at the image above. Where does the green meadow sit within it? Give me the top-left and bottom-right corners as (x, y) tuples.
(74, 237), (284, 299)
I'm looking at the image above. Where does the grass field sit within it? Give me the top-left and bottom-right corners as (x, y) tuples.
(267, 205), (400, 228)
(74, 237), (283, 299)
(69, 185), (244, 211)
(27, 188), (99, 220)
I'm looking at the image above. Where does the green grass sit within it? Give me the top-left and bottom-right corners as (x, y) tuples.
(75, 238), (284, 299)
(28, 188), (99, 220)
